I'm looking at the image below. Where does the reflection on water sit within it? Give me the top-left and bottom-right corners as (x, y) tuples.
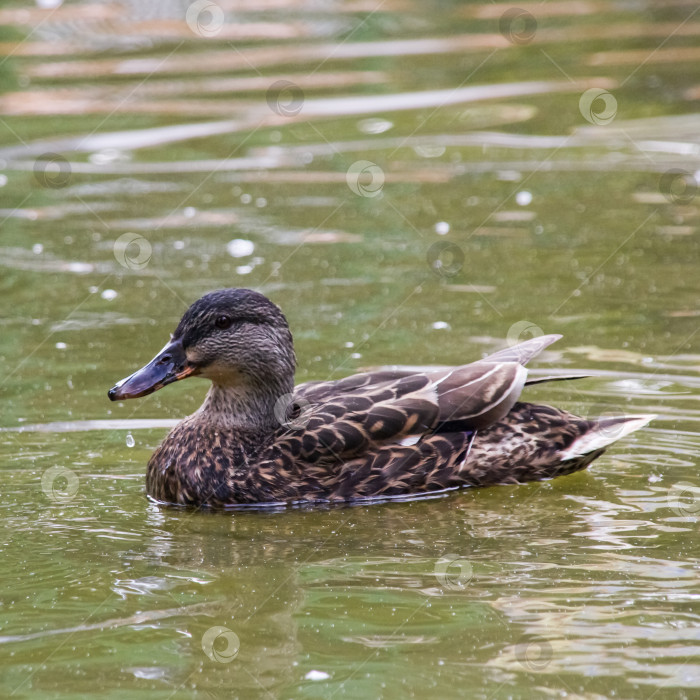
(1, 0), (700, 698)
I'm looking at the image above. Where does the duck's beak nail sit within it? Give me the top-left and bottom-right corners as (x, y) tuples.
(107, 338), (197, 401)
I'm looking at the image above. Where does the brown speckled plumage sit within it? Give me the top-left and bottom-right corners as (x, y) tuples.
(108, 288), (654, 508)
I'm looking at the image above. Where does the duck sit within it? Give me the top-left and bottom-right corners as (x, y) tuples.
(108, 288), (654, 507)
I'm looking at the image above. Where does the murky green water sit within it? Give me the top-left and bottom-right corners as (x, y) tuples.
(1, 0), (700, 697)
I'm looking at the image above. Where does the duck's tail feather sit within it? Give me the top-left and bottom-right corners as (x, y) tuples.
(558, 414), (656, 461)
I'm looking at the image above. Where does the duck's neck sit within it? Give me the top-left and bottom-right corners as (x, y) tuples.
(197, 376), (294, 433)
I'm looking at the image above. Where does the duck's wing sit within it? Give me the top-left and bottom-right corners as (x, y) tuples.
(282, 361), (527, 465)
(295, 333), (564, 403)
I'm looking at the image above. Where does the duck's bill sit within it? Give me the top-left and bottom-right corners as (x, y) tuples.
(108, 339), (198, 401)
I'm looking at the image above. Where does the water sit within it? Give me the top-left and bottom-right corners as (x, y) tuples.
(1, 1), (700, 697)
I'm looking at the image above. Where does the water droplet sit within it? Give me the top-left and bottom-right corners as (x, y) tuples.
(126, 433), (135, 448)
(227, 239), (254, 258)
(434, 221), (450, 235)
(101, 289), (118, 301)
(516, 190), (533, 206)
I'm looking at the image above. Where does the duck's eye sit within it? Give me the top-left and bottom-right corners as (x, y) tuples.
(214, 314), (233, 330)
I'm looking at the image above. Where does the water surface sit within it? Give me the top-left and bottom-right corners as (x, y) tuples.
(1, 1), (700, 698)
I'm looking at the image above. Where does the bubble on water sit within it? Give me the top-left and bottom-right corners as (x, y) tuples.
(516, 190), (533, 206)
(89, 148), (128, 165)
(0, 174), (7, 187)
(227, 239), (254, 258)
(55, 342), (67, 349)
(183, 206), (196, 218)
(357, 118), (393, 135)
(236, 265), (253, 275)
(68, 262), (93, 273)
(305, 670), (330, 681)
(101, 289), (118, 301)
(255, 197), (267, 208)
(432, 321), (451, 330)
(173, 240), (185, 250)
(126, 433), (135, 448)
(434, 221), (450, 235)
(240, 193), (252, 204)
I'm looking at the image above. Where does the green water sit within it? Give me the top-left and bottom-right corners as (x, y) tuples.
(1, 0), (700, 697)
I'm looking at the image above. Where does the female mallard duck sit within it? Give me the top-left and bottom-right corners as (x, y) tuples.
(108, 288), (653, 507)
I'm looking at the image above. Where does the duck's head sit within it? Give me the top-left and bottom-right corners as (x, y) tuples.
(108, 288), (295, 401)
